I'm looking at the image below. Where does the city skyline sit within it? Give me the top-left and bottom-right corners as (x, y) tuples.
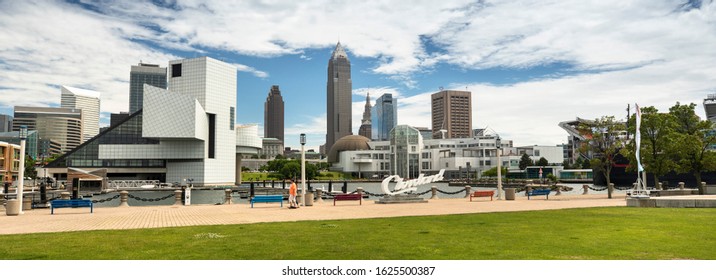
(1, 1), (715, 151)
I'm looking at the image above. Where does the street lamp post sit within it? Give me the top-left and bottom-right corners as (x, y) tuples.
(300, 133), (306, 206)
(17, 125), (28, 214)
(496, 135), (503, 200)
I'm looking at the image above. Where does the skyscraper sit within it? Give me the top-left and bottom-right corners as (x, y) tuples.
(326, 42), (352, 154)
(358, 93), (372, 139)
(0, 114), (12, 132)
(61, 85), (100, 141)
(12, 106), (82, 153)
(264, 85), (284, 143)
(371, 93), (397, 141)
(431, 90), (472, 139)
(129, 62), (167, 114)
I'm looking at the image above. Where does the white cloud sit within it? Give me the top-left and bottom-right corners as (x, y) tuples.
(231, 63), (269, 78)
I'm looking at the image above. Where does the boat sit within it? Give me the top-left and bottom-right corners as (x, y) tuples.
(139, 184), (156, 189)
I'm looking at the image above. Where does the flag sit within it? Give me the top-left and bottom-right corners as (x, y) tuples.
(635, 103), (644, 172)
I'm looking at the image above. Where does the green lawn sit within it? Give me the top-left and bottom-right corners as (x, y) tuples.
(0, 207), (713, 260)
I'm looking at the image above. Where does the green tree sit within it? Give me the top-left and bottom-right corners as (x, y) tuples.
(621, 106), (676, 188)
(280, 162), (301, 180)
(579, 116), (626, 199)
(519, 153), (533, 170)
(25, 156), (37, 179)
(669, 103), (716, 194)
(241, 166), (251, 172)
(481, 166), (508, 177)
(536, 157), (549, 167)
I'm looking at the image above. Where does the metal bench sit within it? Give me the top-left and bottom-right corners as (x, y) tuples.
(333, 193), (362, 206)
(470, 190), (495, 201)
(527, 189), (551, 200)
(250, 195), (284, 208)
(50, 199), (93, 214)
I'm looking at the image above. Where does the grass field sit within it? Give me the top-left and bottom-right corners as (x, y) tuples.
(0, 207), (713, 260)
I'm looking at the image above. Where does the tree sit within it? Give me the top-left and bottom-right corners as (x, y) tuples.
(621, 106), (676, 188)
(519, 153), (533, 170)
(481, 166), (508, 177)
(579, 116), (626, 199)
(280, 162), (301, 180)
(241, 166), (251, 172)
(536, 157), (549, 167)
(25, 156), (37, 179)
(669, 103), (716, 194)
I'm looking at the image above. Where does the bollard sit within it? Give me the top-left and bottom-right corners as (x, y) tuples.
(357, 187), (363, 197)
(315, 188), (324, 203)
(328, 180), (333, 193)
(342, 181), (348, 193)
(174, 190), (182, 206)
(119, 190), (129, 207)
(658, 182), (663, 190)
(464, 185), (471, 198)
(250, 182), (255, 197)
(555, 185), (562, 196)
(271, 180), (275, 188)
(60, 192), (71, 200)
(582, 185), (589, 195)
(526, 185), (533, 196)
(678, 182), (685, 190)
(224, 189), (233, 205)
(430, 186), (438, 199)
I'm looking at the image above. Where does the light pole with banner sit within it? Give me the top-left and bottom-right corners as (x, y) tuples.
(496, 135), (503, 200)
(17, 125), (28, 214)
(300, 133), (306, 206)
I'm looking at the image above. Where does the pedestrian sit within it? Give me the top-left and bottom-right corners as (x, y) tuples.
(289, 179), (298, 209)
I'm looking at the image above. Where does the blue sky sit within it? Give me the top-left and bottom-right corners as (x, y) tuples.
(1, 0), (715, 151)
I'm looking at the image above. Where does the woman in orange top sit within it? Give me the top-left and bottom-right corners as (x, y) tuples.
(288, 179), (298, 208)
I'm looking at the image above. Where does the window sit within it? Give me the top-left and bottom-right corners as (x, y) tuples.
(208, 113), (216, 158)
(230, 107), (235, 130)
(171, 64), (182, 77)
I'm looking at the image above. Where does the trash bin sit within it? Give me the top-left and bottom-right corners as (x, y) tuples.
(22, 196), (32, 210)
(6, 199), (20, 216)
(505, 188), (516, 200)
(304, 191), (314, 206)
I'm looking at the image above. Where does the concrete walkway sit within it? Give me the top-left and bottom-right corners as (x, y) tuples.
(0, 194), (627, 235)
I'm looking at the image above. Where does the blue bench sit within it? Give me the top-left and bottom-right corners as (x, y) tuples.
(50, 199), (93, 214)
(527, 189), (551, 200)
(250, 195), (284, 208)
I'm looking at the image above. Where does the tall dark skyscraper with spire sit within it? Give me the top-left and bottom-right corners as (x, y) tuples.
(264, 85), (284, 143)
(325, 42), (352, 154)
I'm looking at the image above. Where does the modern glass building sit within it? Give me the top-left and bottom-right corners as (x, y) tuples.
(390, 125), (422, 179)
(61, 85), (101, 142)
(0, 130), (38, 160)
(371, 93), (397, 141)
(129, 62), (167, 114)
(0, 114), (12, 132)
(12, 106), (82, 153)
(47, 57), (240, 186)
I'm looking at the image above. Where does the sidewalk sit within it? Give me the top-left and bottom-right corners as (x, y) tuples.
(0, 194), (627, 235)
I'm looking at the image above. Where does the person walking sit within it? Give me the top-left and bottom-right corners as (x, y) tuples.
(288, 179), (298, 209)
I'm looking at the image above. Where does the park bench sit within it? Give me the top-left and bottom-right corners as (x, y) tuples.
(527, 189), (551, 200)
(333, 193), (362, 206)
(50, 199), (93, 214)
(250, 195), (284, 208)
(469, 190), (495, 201)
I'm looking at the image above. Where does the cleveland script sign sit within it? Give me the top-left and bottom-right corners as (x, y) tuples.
(381, 169), (445, 195)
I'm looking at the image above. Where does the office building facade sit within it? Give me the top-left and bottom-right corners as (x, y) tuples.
(61, 85), (100, 142)
(264, 85), (284, 143)
(371, 93), (397, 141)
(129, 63), (167, 114)
(431, 90), (472, 139)
(326, 42), (352, 154)
(13, 106), (82, 153)
(0, 114), (12, 132)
